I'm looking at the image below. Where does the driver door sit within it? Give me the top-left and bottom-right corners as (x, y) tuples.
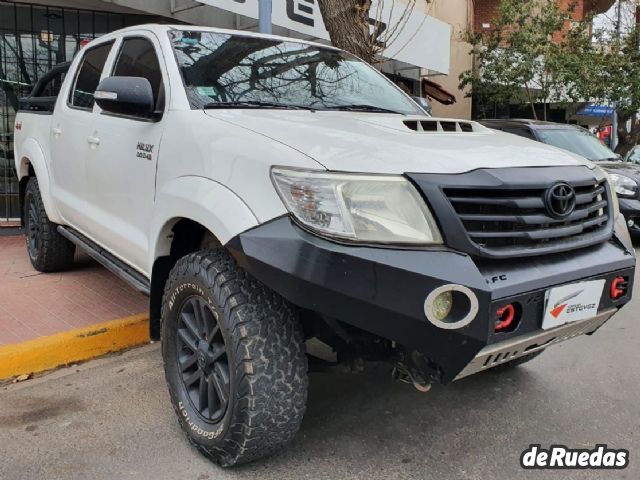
(83, 33), (167, 274)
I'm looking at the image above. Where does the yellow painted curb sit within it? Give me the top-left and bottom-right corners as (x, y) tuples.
(0, 314), (150, 381)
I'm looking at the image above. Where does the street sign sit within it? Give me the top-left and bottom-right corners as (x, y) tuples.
(577, 104), (615, 117)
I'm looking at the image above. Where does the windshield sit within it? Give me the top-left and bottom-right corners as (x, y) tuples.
(536, 128), (617, 162)
(169, 30), (422, 114)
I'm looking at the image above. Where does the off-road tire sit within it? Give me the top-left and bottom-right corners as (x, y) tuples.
(161, 249), (308, 467)
(24, 177), (75, 272)
(490, 350), (544, 372)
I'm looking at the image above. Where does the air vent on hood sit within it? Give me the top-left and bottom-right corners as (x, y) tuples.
(404, 120), (477, 133)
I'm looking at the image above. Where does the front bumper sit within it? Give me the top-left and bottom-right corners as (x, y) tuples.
(227, 216), (635, 384)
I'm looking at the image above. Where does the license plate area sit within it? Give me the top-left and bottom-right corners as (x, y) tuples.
(542, 279), (605, 330)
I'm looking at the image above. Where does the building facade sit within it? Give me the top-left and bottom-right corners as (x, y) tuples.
(475, 0), (616, 32)
(428, 0), (474, 119)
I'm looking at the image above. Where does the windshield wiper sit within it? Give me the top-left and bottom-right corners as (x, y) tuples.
(203, 100), (313, 111)
(319, 104), (405, 114)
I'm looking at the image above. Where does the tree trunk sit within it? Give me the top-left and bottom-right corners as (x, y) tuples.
(615, 115), (640, 157)
(317, 0), (375, 63)
(524, 85), (538, 120)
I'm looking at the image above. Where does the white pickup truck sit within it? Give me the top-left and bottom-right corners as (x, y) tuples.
(13, 24), (636, 466)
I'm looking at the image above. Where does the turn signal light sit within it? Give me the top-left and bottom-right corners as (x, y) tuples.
(610, 276), (628, 300)
(495, 303), (516, 332)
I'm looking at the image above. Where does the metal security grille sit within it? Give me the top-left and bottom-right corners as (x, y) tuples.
(0, 1), (160, 221)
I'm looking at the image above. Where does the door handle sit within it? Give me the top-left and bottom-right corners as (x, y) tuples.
(87, 136), (101, 147)
(52, 127), (62, 138)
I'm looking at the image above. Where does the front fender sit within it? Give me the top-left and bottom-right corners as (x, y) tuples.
(148, 176), (265, 270)
(16, 137), (63, 224)
(614, 213), (635, 254)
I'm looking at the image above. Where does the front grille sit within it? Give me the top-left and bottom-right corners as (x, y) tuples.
(444, 180), (610, 254)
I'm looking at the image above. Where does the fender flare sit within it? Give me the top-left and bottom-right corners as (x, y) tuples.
(148, 176), (263, 270)
(16, 138), (63, 224)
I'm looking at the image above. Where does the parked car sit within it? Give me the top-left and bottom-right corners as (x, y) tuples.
(14, 26), (635, 467)
(481, 119), (640, 233)
(625, 145), (640, 165)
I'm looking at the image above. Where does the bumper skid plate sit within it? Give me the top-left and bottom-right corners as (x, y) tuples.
(454, 308), (617, 380)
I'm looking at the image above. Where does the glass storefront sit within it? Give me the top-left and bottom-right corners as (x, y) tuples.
(0, 1), (160, 220)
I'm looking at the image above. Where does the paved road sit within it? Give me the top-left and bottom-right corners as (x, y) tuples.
(2, 263), (640, 479)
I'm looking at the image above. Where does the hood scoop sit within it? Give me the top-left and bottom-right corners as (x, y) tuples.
(404, 119), (477, 133)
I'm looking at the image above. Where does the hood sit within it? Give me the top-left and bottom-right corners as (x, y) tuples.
(598, 161), (640, 182)
(204, 110), (590, 174)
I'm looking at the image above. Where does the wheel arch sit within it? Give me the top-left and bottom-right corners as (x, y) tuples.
(148, 177), (261, 340)
(16, 138), (62, 225)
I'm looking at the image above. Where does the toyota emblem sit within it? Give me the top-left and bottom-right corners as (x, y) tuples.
(545, 183), (576, 219)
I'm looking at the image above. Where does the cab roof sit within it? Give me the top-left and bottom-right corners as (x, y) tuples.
(91, 23), (338, 52)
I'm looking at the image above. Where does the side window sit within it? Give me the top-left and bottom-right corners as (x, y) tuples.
(113, 37), (164, 111)
(70, 42), (114, 109)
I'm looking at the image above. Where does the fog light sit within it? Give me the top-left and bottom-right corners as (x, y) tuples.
(628, 219), (635, 228)
(424, 284), (479, 330)
(431, 291), (453, 321)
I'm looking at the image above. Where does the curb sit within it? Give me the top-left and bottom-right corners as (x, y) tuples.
(0, 314), (150, 381)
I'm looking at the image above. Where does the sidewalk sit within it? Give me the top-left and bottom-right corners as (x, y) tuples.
(0, 235), (148, 346)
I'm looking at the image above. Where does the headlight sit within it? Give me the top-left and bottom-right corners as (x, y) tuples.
(601, 169), (620, 220)
(271, 167), (442, 244)
(608, 173), (638, 198)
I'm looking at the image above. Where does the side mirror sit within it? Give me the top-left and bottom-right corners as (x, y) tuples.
(94, 76), (155, 117)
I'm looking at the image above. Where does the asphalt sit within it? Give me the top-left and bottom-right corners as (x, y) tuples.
(1, 257), (640, 480)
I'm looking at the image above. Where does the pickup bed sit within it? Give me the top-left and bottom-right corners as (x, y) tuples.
(14, 24), (636, 467)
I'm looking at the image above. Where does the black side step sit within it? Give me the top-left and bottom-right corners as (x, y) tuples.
(57, 226), (151, 296)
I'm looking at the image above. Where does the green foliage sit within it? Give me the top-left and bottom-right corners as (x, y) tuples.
(459, 0), (592, 119)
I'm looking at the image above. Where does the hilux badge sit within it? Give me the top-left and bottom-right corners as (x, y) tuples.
(136, 142), (154, 161)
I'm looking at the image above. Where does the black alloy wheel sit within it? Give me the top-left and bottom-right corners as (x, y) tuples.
(176, 296), (230, 423)
(26, 193), (41, 260)
(23, 177), (75, 272)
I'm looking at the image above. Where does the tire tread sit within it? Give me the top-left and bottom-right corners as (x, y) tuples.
(25, 177), (75, 272)
(161, 249), (308, 467)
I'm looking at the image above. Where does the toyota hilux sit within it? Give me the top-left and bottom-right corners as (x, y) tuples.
(13, 25), (635, 466)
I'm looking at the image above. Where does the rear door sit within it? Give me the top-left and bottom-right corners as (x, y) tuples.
(84, 33), (167, 274)
(50, 41), (114, 229)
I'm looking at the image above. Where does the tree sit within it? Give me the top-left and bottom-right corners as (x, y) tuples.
(316, 0), (428, 64)
(459, 0), (591, 121)
(566, 3), (640, 156)
(461, 0), (640, 155)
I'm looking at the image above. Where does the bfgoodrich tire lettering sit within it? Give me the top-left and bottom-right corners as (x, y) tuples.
(24, 177), (75, 272)
(161, 249), (308, 467)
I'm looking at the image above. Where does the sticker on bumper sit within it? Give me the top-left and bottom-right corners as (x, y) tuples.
(542, 279), (605, 330)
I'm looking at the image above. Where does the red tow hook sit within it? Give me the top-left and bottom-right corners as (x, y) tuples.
(610, 277), (628, 300)
(495, 304), (515, 332)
